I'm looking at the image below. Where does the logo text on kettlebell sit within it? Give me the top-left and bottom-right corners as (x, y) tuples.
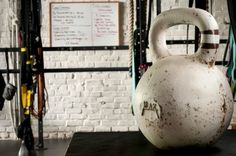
(141, 100), (162, 120)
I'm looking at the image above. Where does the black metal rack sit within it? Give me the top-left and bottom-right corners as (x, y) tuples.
(0, 39), (228, 74)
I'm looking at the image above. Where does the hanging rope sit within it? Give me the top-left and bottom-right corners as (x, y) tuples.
(128, 0), (134, 74)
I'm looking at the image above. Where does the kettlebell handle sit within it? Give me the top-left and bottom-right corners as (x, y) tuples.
(149, 8), (219, 64)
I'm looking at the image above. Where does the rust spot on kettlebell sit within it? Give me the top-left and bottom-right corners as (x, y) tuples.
(186, 103), (190, 108)
(167, 112), (172, 116)
(221, 99), (227, 113)
(194, 107), (200, 112)
(208, 59), (215, 68)
(219, 83), (223, 88)
(159, 135), (164, 139)
(159, 78), (166, 83)
(193, 12), (198, 16)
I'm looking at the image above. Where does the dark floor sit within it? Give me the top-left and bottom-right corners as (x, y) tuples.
(0, 130), (235, 156)
(0, 138), (70, 156)
(66, 130), (236, 156)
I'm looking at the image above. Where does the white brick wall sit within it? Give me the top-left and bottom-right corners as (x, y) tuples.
(0, 0), (235, 139)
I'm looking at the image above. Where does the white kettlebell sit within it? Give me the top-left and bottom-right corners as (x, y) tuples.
(133, 8), (234, 149)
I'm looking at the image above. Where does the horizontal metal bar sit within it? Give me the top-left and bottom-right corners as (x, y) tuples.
(166, 40), (195, 44)
(166, 39), (227, 45)
(215, 61), (228, 66)
(0, 60), (228, 74)
(0, 67), (129, 74)
(0, 39), (228, 52)
(44, 67), (129, 73)
(0, 48), (19, 52)
(42, 46), (129, 51)
(0, 46), (129, 52)
(0, 69), (19, 73)
(146, 61), (228, 66)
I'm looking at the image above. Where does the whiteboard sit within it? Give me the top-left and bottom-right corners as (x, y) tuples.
(50, 2), (120, 47)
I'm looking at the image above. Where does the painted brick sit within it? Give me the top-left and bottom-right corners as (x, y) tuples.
(0, 120), (12, 127)
(114, 97), (130, 103)
(66, 132), (74, 138)
(88, 114), (103, 120)
(65, 108), (82, 114)
(109, 73), (127, 79)
(0, 127), (6, 132)
(69, 91), (82, 97)
(85, 80), (103, 86)
(103, 86), (119, 92)
(57, 133), (67, 139)
(121, 108), (133, 114)
(91, 72), (109, 79)
(49, 133), (58, 139)
(97, 97), (114, 103)
(82, 91), (102, 97)
(6, 127), (14, 132)
(76, 126), (94, 132)
(120, 103), (131, 109)
(44, 127), (59, 132)
(0, 133), (9, 139)
(118, 120), (136, 126)
(102, 91), (124, 97)
(57, 114), (70, 120)
(48, 79), (66, 85)
(9, 133), (17, 140)
(82, 108), (100, 115)
(101, 120), (118, 126)
(113, 109), (122, 114)
(66, 120), (83, 127)
(48, 108), (65, 114)
(121, 114), (136, 120)
(77, 97), (98, 103)
(58, 127), (75, 132)
(83, 120), (100, 126)
(100, 109), (114, 115)
(70, 114), (87, 120)
(44, 120), (65, 126)
(128, 126), (139, 131)
(105, 114), (121, 120)
(111, 126), (129, 132)
(95, 126), (111, 132)
(102, 103), (120, 109)
(0, 114), (6, 120)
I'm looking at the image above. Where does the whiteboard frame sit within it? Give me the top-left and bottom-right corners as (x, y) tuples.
(49, 1), (120, 47)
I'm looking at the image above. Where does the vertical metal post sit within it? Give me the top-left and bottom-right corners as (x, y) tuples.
(134, 0), (147, 87)
(195, 0), (208, 51)
(156, 0), (161, 15)
(38, 116), (44, 148)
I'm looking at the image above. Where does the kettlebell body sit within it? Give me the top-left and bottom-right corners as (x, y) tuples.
(133, 8), (234, 149)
